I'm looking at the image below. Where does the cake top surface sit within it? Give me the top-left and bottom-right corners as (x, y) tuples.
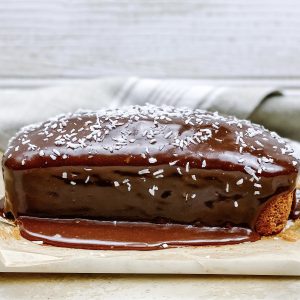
(3, 104), (298, 182)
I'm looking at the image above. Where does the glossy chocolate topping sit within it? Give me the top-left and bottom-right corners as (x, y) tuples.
(2, 104), (299, 249)
(17, 217), (260, 250)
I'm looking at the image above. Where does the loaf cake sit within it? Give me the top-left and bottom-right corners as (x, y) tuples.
(2, 105), (299, 249)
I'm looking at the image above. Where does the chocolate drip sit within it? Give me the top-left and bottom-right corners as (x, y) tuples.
(17, 217), (260, 250)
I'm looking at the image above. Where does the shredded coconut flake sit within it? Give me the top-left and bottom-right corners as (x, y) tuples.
(53, 149), (61, 156)
(149, 157), (157, 164)
(149, 185), (158, 196)
(236, 178), (244, 185)
(138, 169), (150, 175)
(186, 162), (190, 173)
(226, 183), (229, 193)
(153, 169), (164, 176)
(169, 160), (178, 166)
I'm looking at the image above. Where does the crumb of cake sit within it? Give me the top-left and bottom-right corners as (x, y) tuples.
(0, 224), (21, 240)
(278, 219), (300, 242)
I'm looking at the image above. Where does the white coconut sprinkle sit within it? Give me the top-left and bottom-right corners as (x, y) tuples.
(50, 154), (57, 160)
(164, 131), (173, 139)
(226, 183), (229, 192)
(255, 140), (264, 147)
(53, 149), (61, 156)
(234, 201), (238, 208)
(236, 178), (244, 185)
(202, 160), (206, 168)
(153, 169), (164, 176)
(62, 172), (67, 179)
(70, 181), (76, 186)
(149, 185), (158, 196)
(169, 160), (178, 166)
(244, 166), (256, 177)
(149, 157), (157, 164)
(138, 169), (150, 175)
(22, 139), (30, 145)
(85, 176), (90, 183)
(114, 181), (120, 187)
(186, 162), (190, 173)
(192, 175), (197, 181)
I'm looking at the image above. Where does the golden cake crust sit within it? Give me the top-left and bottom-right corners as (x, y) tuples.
(255, 191), (294, 236)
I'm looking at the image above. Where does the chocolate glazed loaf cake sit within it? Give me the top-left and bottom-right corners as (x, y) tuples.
(2, 105), (299, 250)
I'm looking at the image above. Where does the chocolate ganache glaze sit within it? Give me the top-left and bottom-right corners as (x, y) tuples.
(2, 104), (298, 250)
